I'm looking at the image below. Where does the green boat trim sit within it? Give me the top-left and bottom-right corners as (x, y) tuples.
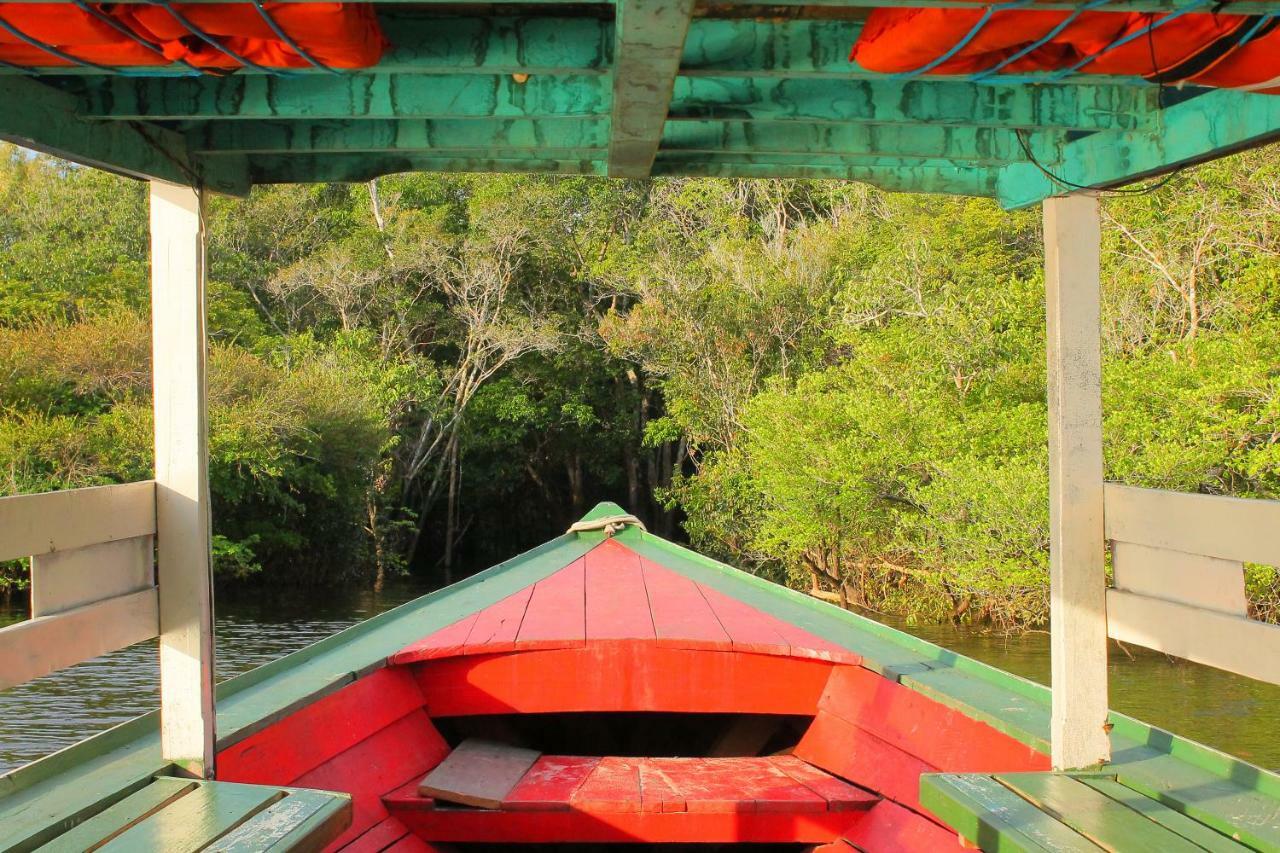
(2, 503), (1277, 851)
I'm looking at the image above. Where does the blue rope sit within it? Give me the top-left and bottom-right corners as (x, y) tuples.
(888, 0), (1036, 80)
(0, 10), (119, 72)
(969, 0), (1113, 82)
(145, 0), (284, 74)
(1236, 11), (1276, 46)
(1046, 1), (1212, 81)
(249, 0), (339, 74)
(68, 0), (203, 76)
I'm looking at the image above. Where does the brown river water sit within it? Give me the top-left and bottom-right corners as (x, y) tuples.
(1, 580), (1277, 775)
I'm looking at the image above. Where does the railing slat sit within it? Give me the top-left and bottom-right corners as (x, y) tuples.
(31, 535), (155, 617)
(0, 481), (156, 563)
(1111, 541), (1247, 618)
(0, 587), (159, 689)
(1104, 483), (1280, 567)
(1107, 590), (1280, 685)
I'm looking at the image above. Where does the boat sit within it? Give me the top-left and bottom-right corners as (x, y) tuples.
(1, 502), (1275, 851)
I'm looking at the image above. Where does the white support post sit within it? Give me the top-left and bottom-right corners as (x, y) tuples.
(1044, 193), (1111, 770)
(151, 181), (216, 778)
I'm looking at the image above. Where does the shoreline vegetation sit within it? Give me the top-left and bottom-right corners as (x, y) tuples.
(2, 143), (1278, 629)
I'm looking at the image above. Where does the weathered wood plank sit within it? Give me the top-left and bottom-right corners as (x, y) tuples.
(418, 740), (541, 809)
(202, 789), (351, 852)
(504, 757), (599, 811)
(584, 539), (654, 641)
(151, 180), (217, 777)
(515, 559), (585, 648)
(1106, 590), (1280, 684)
(31, 536), (154, 618)
(641, 558), (731, 650)
(1105, 484), (1280, 568)
(608, 0), (695, 176)
(1044, 194), (1110, 770)
(461, 585), (533, 654)
(997, 773), (1204, 853)
(35, 777), (196, 853)
(1077, 778), (1251, 852)
(0, 481), (154, 563)
(1111, 541), (1247, 616)
(920, 773), (1105, 851)
(95, 781), (280, 852)
(0, 588), (159, 690)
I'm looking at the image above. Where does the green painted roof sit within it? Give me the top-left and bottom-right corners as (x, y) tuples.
(2, 1), (1279, 206)
(1, 514), (1277, 850)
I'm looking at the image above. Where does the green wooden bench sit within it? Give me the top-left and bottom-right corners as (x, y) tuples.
(921, 772), (1257, 853)
(30, 775), (350, 853)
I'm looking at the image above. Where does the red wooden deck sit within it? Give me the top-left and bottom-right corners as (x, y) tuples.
(385, 755), (879, 843)
(391, 538), (861, 665)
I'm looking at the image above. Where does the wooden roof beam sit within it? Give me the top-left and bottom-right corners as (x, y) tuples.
(997, 90), (1280, 208)
(607, 0), (695, 178)
(74, 73), (610, 121)
(0, 77), (247, 195)
(189, 118), (1055, 167)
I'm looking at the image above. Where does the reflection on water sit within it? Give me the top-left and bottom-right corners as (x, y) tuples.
(1, 583), (1277, 774)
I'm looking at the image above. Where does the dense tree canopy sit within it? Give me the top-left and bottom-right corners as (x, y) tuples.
(2, 142), (1278, 626)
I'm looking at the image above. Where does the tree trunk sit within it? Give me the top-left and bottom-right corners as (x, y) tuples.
(443, 437), (460, 584)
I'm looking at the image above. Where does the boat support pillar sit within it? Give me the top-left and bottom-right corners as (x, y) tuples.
(150, 180), (217, 778)
(1043, 193), (1110, 770)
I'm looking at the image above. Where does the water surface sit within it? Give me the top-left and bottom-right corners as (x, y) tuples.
(1, 582), (1276, 774)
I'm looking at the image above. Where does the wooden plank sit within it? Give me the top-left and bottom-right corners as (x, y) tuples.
(292, 709), (450, 850)
(1044, 193), (1110, 770)
(390, 613), (479, 663)
(697, 583), (791, 655)
(637, 760), (687, 813)
(1077, 778), (1251, 852)
(607, 0), (695, 177)
(504, 757), (600, 811)
(96, 781), (281, 853)
(794, 710), (936, 809)
(1105, 484), (1280, 569)
(151, 180), (217, 778)
(919, 773), (1105, 852)
(217, 667), (426, 785)
(1111, 541), (1247, 617)
(1106, 590), (1280, 684)
(998, 773), (1203, 853)
(0, 588), (159, 689)
(641, 559), (731, 649)
(515, 559), (585, 648)
(339, 817), (413, 853)
(36, 777), (197, 853)
(584, 539), (654, 641)
(31, 536), (154, 618)
(0, 482), (155, 563)
(202, 789), (351, 852)
(418, 740), (541, 810)
(819, 665), (1049, 773)
(461, 586), (533, 654)
(840, 799), (969, 851)
(571, 757), (642, 813)
(770, 756), (879, 812)
(730, 758), (828, 814)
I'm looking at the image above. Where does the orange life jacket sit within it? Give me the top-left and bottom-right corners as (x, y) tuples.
(851, 8), (1280, 93)
(0, 2), (385, 69)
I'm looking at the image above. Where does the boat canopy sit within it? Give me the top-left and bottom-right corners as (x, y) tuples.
(1, 0), (1279, 207)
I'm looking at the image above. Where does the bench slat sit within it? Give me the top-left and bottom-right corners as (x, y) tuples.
(1077, 778), (1251, 853)
(920, 773), (1104, 852)
(35, 777), (196, 853)
(996, 773), (1203, 853)
(96, 781), (280, 852)
(203, 789), (351, 853)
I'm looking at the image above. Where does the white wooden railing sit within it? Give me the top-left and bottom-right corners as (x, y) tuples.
(1105, 484), (1280, 685)
(0, 481), (159, 689)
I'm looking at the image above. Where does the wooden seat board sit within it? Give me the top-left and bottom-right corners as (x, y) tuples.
(921, 774), (1106, 852)
(584, 539), (655, 641)
(1076, 777), (1251, 853)
(202, 789), (351, 853)
(94, 781), (283, 853)
(771, 755), (879, 812)
(996, 772), (1206, 853)
(418, 739), (541, 810)
(35, 777), (197, 853)
(503, 756), (600, 811)
(571, 757), (643, 813)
